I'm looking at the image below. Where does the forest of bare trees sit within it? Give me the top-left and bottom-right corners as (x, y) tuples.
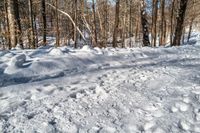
(0, 0), (200, 50)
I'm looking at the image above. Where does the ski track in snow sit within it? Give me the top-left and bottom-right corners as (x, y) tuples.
(0, 36), (200, 132)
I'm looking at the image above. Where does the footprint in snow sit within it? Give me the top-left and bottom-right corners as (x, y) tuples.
(192, 90), (200, 102)
(70, 80), (80, 85)
(98, 126), (116, 133)
(178, 120), (191, 131)
(153, 127), (166, 133)
(30, 84), (59, 100)
(170, 104), (188, 113)
(0, 93), (3, 98)
(42, 84), (64, 95)
(182, 96), (191, 104)
(69, 89), (86, 99)
(26, 113), (36, 120)
(194, 108), (200, 121)
(143, 121), (155, 131)
(143, 103), (159, 112)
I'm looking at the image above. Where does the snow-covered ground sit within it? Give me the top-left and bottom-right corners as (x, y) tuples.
(0, 33), (200, 133)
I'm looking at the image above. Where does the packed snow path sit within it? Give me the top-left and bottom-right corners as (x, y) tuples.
(0, 41), (200, 132)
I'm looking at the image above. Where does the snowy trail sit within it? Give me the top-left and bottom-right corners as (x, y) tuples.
(0, 42), (200, 132)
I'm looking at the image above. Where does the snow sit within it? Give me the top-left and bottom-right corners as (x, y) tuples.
(0, 33), (200, 132)
(49, 48), (64, 56)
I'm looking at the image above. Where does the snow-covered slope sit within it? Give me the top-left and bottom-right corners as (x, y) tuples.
(0, 34), (200, 132)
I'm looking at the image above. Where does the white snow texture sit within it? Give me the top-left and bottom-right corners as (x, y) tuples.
(0, 33), (200, 132)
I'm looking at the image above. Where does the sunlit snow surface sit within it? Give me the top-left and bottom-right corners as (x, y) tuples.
(0, 33), (200, 132)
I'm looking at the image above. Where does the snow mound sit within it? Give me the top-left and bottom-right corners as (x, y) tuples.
(49, 48), (64, 56)
(81, 45), (93, 52)
(12, 44), (23, 50)
(59, 46), (70, 53)
(94, 47), (103, 54)
(8, 54), (26, 67)
(4, 54), (26, 74)
(0, 51), (9, 57)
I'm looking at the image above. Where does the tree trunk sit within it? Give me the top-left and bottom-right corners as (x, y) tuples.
(129, 0), (133, 47)
(151, 0), (158, 47)
(103, 0), (108, 47)
(7, 0), (17, 48)
(141, 0), (150, 46)
(172, 0), (188, 46)
(170, 0), (175, 45)
(92, 0), (98, 47)
(182, 27), (185, 44)
(28, 0), (35, 49)
(74, 0), (78, 48)
(33, 12), (38, 45)
(41, 0), (47, 46)
(14, 0), (23, 48)
(55, 0), (60, 47)
(159, 0), (165, 46)
(4, 0), (11, 49)
(187, 0), (195, 42)
(113, 0), (120, 48)
(187, 18), (194, 42)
